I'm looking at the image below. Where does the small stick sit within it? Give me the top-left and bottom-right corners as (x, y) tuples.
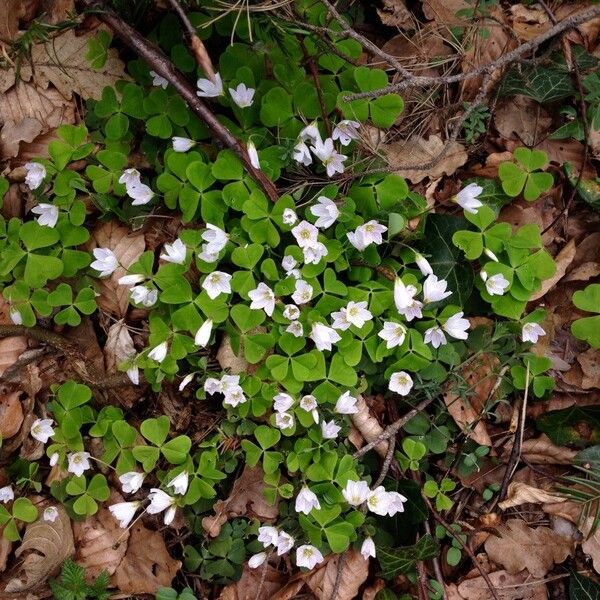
(328, 551), (346, 600)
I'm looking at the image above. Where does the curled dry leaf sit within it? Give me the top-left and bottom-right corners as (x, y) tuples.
(91, 221), (146, 318)
(385, 135), (468, 183)
(0, 0), (39, 43)
(510, 4), (551, 41)
(0, 338), (28, 378)
(576, 349), (600, 390)
(484, 519), (572, 578)
(516, 434), (577, 465)
(110, 522), (180, 595)
(202, 466), (279, 537)
(498, 482), (566, 510)
(0, 392), (24, 440)
(219, 562), (290, 600)
(217, 333), (251, 375)
(421, 0), (469, 27)
(303, 550), (369, 600)
(3, 504), (74, 593)
(376, 0), (412, 28)
(449, 569), (548, 600)
(104, 320), (135, 374)
(350, 395), (387, 457)
(73, 492), (129, 580)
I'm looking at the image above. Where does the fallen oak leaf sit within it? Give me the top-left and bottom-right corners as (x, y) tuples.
(0, 392), (24, 440)
(498, 482), (566, 510)
(512, 434), (577, 465)
(451, 569), (548, 600)
(303, 550), (368, 600)
(219, 562), (290, 600)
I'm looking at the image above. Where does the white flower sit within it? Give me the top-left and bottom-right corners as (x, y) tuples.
(127, 182), (154, 206)
(484, 248), (499, 262)
(483, 272), (510, 296)
(335, 391), (358, 414)
(367, 486), (391, 516)
(49, 452), (59, 466)
(109, 501), (140, 528)
(249, 283), (275, 316)
(342, 480), (369, 506)
(195, 319), (213, 347)
(331, 307), (351, 331)
(282, 208), (298, 225)
(147, 488), (177, 525)
(276, 531), (295, 555)
(522, 322), (546, 343)
(24, 162), (46, 190)
(148, 341), (168, 363)
(282, 255), (297, 272)
(179, 373), (194, 391)
(202, 271), (232, 299)
(9, 309), (22, 325)
(119, 471), (145, 494)
(344, 301), (372, 328)
(273, 393), (295, 413)
(296, 545), (324, 570)
(415, 253), (433, 276)
(378, 322), (407, 349)
(394, 278), (423, 321)
(389, 371), (413, 396)
(43, 506), (59, 522)
(196, 72), (224, 97)
(293, 141), (313, 166)
(386, 491), (407, 516)
(167, 471), (189, 495)
(310, 196), (339, 229)
(347, 221), (387, 250)
(424, 326), (447, 349)
(332, 120), (360, 146)
(119, 168), (140, 187)
(118, 273), (145, 286)
(248, 141), (260, 170)
(223, 386), (247, 407)
(310, 322), (341, 351)
(303, 242), (328, 265)
(198, 245), (219, 263)
(321, 419), (340, 439)
(286, 321), (304, 337)
(283, 304), (300, 321)
(292, 280), (313, 305)
(172, 137), (196, 152)
(229, 83), (255, 108)
(220, 374), (240, 395)
(150, 70), (168, 88)
(91, 248), (118, 277)
(443, 312), (470, 340)
(130, 286), (158, 307)
(32, 203), (59, 228)
(0, 486), (14, 503)
(258, 525), (279, 547)
(455, 182), (483, 214)
(67, 452), (91, 476)
(292, 220), (319, 249)
(248, 552), (267, 568)
(299, 123), (321, 144)
(127, 366), (140, 385)
(295, 486), (321, 514)
(300, 395), (319, 423)
(202, 224), (229, 254)
(160, 238), (187, 264)
(30, 418), (55, 443)
(275, 412), (295, 430)
(361, 537), (376, 560)
(311, 137), (347, 177)
(423, 274), (452, 304)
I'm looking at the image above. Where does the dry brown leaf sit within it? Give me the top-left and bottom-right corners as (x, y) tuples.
(517, 435), (577, 465)
(220, 563), (290, 600)
(444, 353), (498, 447)
(19, 29), (129, 100)
(91, 221), (145, 318)
(110, 522), (180, 595)
(0, 0), (39, 42)
(577, 349), (600, 390)
(452, 569), (548, 600)
(0, 392), (24, 440)
(104, 320), (135, 374)
(377, 0), (412, 28)
(0, 118), (43, 160)
(529, 239), (577, 300)
(3, 504), (74, 593)
(510, 5), (550, 41)
(0, 538), (12, 575)
(494, 96), (552, 147)
(422, 0), (468, 27)
(202, 466), (278, 537)
(73, 493), (128, 580)
(385, 135), (467, 183)
(0, 338), (27, 378)
(304, 550), (368, 600)
(40, 0), (74, 23)
(484, 519), (572, 578)
(350, 395), (387, 457)
(498, 482), (565, 510)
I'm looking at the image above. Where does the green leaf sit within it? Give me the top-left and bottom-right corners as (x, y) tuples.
(498, 162), (527, 197)
(500, 65), (574, 103)
(140, 416), (170, 446)
(12, 498), (38, 522)
(370, 94), (404, 128)
(537, 405), (600, 448)
(254, 425), (280, 450)
(260, 87), (293, 127)
(378, 535), (440, 579)
(569, 572), (600, 600)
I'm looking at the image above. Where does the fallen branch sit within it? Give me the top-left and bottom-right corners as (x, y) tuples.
(80, 0), (279, 202)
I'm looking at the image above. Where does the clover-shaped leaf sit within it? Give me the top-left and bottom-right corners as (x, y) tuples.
(572, 284), (600, 348)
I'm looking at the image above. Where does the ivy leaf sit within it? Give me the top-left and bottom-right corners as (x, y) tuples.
(378, 535), (440, 579)
(536, 405), (600, 447)
(569, 572), (600, 600)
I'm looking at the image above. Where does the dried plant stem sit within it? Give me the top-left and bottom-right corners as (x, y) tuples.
(81, 0), (279, 202)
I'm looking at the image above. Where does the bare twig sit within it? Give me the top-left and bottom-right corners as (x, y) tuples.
(373, 436), (396, 488)
(166, 0), (216, 81)
(300, 39), (332, 137)
(353, 396), (437, 459)
(328, 551), (346, 600)
(80, 0), (279, 202)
